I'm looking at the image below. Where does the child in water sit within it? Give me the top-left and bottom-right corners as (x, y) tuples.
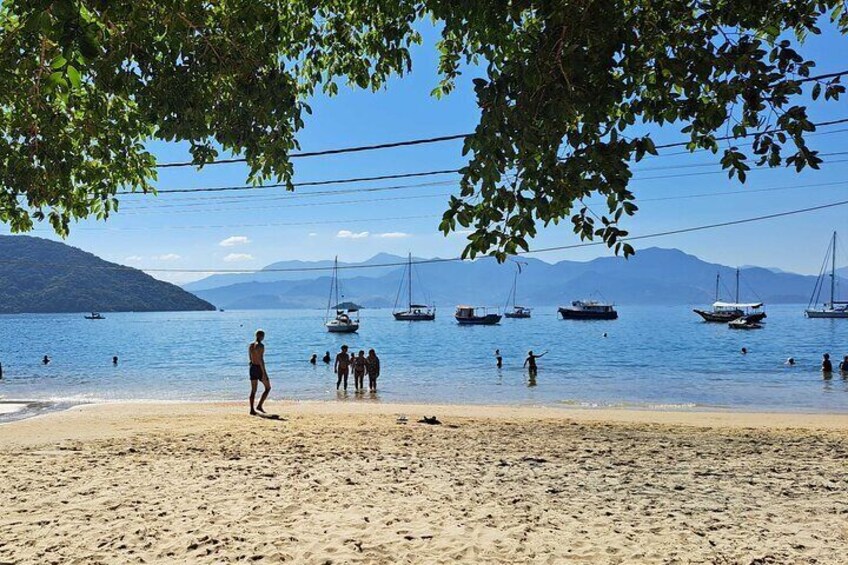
(367, 349), (381, 392)
(353, 350), (368, 391)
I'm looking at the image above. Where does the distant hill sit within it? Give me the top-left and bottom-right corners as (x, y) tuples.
(0, 235), (215, 313)
(188, 247), (833, 310)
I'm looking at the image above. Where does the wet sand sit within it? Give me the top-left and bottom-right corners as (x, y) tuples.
(1, 402), (846, 563)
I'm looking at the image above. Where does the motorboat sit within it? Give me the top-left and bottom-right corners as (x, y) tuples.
(694, 269), (766, 323)
(805, 231), (848, 318)
(84, 312), (105, 320)
(728, 317), (763, 330)
(455, 306), (502, 325)
(325, 257), (360, 333)
(392, 253), (435, 321)
(558, 300), (618, 320)
(503, 261), (531, 319)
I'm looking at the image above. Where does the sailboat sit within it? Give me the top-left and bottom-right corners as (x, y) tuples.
(693, 269), (766, 323)
(805, 231), (848, 318)
(392, 253), (435, 321)
(325, 257), (360, 333)
(503, 262), (531, 318)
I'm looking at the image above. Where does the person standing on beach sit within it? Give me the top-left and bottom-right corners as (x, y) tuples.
(524, 350), (547, 375)
(335, 345), (351, 390)
(367, 349), (380, 392)
(248, 330), (271, 415)
(822, 353), (833, 377)
(495, 349), (503, 368)
(353, 350), (367, 391)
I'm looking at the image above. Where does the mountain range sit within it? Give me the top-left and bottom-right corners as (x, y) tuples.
(187, 248), (838, 310)
(0, 235), (215, 313)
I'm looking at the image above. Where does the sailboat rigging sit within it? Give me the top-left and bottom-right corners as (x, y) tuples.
(805, 231), (848, 318)
(325, 257), (360, 333)
(392, 253), (435, 321)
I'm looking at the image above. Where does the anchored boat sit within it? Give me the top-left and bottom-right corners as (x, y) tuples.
(503, 261), (532, 319)
(805, 231), (848, 318)
(455, 306), (502, 325)
(84, 312), (105, 320)
(325, 257), (360, 333)
(693, 269), (766, 323)
(392, 253), (435, 321)
(558, 300), (618, 320)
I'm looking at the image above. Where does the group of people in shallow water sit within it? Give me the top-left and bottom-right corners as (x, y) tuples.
(819, 353), (848, 377)
(308, 346), (381, 391)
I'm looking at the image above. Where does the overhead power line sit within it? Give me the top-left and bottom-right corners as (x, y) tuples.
(7, 197), (839, 272)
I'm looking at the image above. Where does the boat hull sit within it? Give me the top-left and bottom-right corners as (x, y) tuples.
(805, 309), (848, 318)
(504, 312), (531, 319)
(393, 312), (435, 321)
(728, 321), (762, 330)
(558, 308), (618, 320)
(326, 323), (359, 333)
(694, 310), (766, 323)
(455, 314), (502, 325)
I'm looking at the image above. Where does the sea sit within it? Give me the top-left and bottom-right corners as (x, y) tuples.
(1, 305), (848, 419)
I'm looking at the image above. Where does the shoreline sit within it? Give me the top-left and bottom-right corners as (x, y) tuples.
(1, 400), (847, 440)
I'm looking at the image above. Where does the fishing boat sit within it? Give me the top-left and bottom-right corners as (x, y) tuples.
(392, 253), (435, 321)
(325, 257), (359, 333)
(693, 269), (766, 323)
(558, 300), (618, 320)
(805, 231), (848, 318)
(455, 306), (502, 325)
(84, 312), (105, 320)
(503, 262), (532, 319)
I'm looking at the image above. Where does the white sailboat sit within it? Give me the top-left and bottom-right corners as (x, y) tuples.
(805, 231), (848, 318)
(325, 257), (360, 333)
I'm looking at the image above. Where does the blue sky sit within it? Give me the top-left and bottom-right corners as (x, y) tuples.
(4, 21), (848, 284)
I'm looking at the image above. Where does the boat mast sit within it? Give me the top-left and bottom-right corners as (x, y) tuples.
(831, 231), (837, 307)
(408, 252), (413, 309)
(334, 257), (339, 311)
(715, 273), (720, 302)
(512, 271), (518, 307)
(735, 268), (740, 303)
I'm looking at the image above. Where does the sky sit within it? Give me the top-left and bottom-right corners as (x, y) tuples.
(3, 20), (848, 285)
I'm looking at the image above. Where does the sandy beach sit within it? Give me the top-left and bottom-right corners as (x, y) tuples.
(1, 402), (847, 564)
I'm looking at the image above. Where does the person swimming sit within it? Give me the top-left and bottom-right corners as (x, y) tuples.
(495, 349), (503, 368)
(786, 357), (796, 366)
(741, 347), (748, 355)
(112, 356), (118, 366)
(309, 353), (317, 365)
(42, 355), (50, 365)
(839, 355), (848, 373)
(322, 351), (331, 364)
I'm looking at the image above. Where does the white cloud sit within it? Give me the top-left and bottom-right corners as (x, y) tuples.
(378, 232), (410, 239)
(336, 230), (369, 239)
(223, 253), (254, 263)
(219, 235), (250, 247)
(156, 253), (181, 261)
(124, 255), (143, 263)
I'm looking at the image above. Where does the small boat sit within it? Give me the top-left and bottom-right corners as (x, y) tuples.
(558, 300), (618, 320)
(84, 312), (105, 320)
(503, 262), (532, 319)
(505, 306), (532, 319)
(694, 269), (766, 323)
(392, 253), (435, 321)
(325, 257), (359, 333)
(805, 231), (848, 318)
(455, 306), (502, 325)
(728, 317), (763, 330)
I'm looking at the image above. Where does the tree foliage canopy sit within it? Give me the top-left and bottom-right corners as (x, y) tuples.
(0, 0), (846, 258)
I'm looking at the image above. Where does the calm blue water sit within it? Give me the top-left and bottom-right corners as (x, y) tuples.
(1, 305), (848, 412)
